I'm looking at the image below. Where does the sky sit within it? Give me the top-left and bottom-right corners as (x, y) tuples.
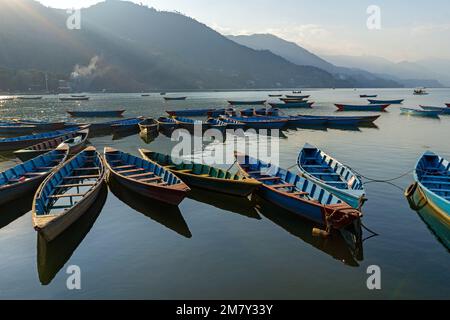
(36, 0), (450, 62)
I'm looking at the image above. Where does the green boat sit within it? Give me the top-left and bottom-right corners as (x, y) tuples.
(139, 148), (262, 197)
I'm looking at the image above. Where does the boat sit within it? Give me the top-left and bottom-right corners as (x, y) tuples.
(227, 100), (266, 106)
(111, 118), (142, 133)
(60, 96), (90, 101)
(141, 94), (150, 97)
(16, 96), (43, 100)
(138, 118), (159, 134)
(157, 117), (179, 130)
(207, 108), (236, 117)
(86, 117), (143, 133)
(269, 101), (314, 108)
(269, 94), (282, 97)
(292, 90), (302, 94)
(0, 145), (69, 207)
(71, 94), (87, 98)
(360, 94), (378, 98)
(285, 116), (327, 126)
(160, 92), (166, 95)
(400, 107), (440, 118)
(164, 96), (187, 101)
(420, 106), (450, 114)
(14, 129), (89, 162)
(240, 108), (255, 116)
(217, 117), (246, 130)
(205, 118), (228, 132)
(255, 108), (280, 116)
(235, 152), (361, 231)
(104, 147), (190, 205)
(299, 115), (380, 126)
(368, 99), (404, 104)
(0, 124), (36, 135)
(229, 116), (288, 129)
(285, 95), (310, 99)
(413, 88), (429, 95)
(175, 117), (224, 131)
(297, 143), (366, 208)
(67, 110), (125, 117)
(166, 108), (214, 117)
(0, 126), (85, 151)
(14, 120), (66, 131)
(32, 146), (106, 241)
(404, 151), (450, 244)
(139, 149), (261, 197)
(335, 104), (390, 111)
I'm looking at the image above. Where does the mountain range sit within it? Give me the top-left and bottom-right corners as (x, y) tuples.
(0, 0), (442, 92)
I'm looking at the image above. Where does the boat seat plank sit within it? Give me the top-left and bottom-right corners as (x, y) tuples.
(120, 168), (146, 174)
(272, 183), (295, 188)
(140, 177), (163, 183)
(113, 165), (136, 170)
(63, 175), (99, 180)
(73, 167), (100, 171)
(49, 193), (86, 199)
(128, 172), (155, 178)
(56, 183), (96, 188)
(258, 176), (282, 181)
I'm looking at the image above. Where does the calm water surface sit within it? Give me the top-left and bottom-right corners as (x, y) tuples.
(0, 89), (449, 299)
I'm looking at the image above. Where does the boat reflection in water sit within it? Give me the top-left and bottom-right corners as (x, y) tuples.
(139, 130), (159, 144)
(37, 184), (108, 285)
(253, 196), (364, 267)
(0, 192), (34, 230)
(108, 176), (192, 238)
(187, 187), (261, 220)
(406, 186), (450, 250)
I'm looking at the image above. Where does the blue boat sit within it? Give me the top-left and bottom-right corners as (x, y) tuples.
(286, 116), (327, 126)
(299, 115), (380, 126)
(255, 108), (280, 116)
(284, 95), (310, 99)
(400, 107), (440, 118)
(240, 108), (255, 116)
(230, 116), (287, 129)
(157, 117), (179, 130)
(269, 101), (313, 108)
(111, 118), (143, 133)
(67, 110), (125, 117)
(104, 147), (190, 205)
(164, 96), (187, 101)
(88, 117), (143, 133)
(235, 152), (361, 230)
(32, 147), (106, 241)
(335, 104), (390, 112)
(420, 106), (450, 114)
(228, 100), (266, 106)
(405, 151), (450, 247)
(205, 118), (228, 132)
(175, 117), (226, 131)
(360, 94), (377, 98)
(217, 117), (246, 129)
(166, 109), (214, 117)
(0, 126), (85, 151)
(0, 145), (69, 206)
(207, 108), (236, 117)
(368, 99), (404, 104)
(297, 143), (366, 208)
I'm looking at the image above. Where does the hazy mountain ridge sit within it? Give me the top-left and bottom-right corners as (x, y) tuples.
(228, 34), (443, 88)
(0, 0), (354, 92)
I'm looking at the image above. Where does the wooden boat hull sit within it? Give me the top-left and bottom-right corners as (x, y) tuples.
(405, 183), (450, 249)
(166, 109), (213, 116)
(421, 106), (450, 114)
(269, 102), (313, 108)
(164, 97), (187, 101)
(298, 143), (365, 209)
(158, 117), (179, 130)
(104, 147), (189, 205)
(287, 116), (327, 126)
(228, 100), (266, 106)
(15, 121), (66, 131)
(33, 147), (106, 241)
(0, 125), (36, 135)
(335, 104), (390, 111)
(60, 97), (90, 101)
(0, 126), (84, 151)
(230, 117), (287, 129)
(67, 110), (124, 117)
(360, 95), (377, 98)
(400, 108), (440, 117)
(284, 95), (310, 99)
(368, 99), (404, 104)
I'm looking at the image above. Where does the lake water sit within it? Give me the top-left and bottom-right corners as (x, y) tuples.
(0, 88), (449, 299)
